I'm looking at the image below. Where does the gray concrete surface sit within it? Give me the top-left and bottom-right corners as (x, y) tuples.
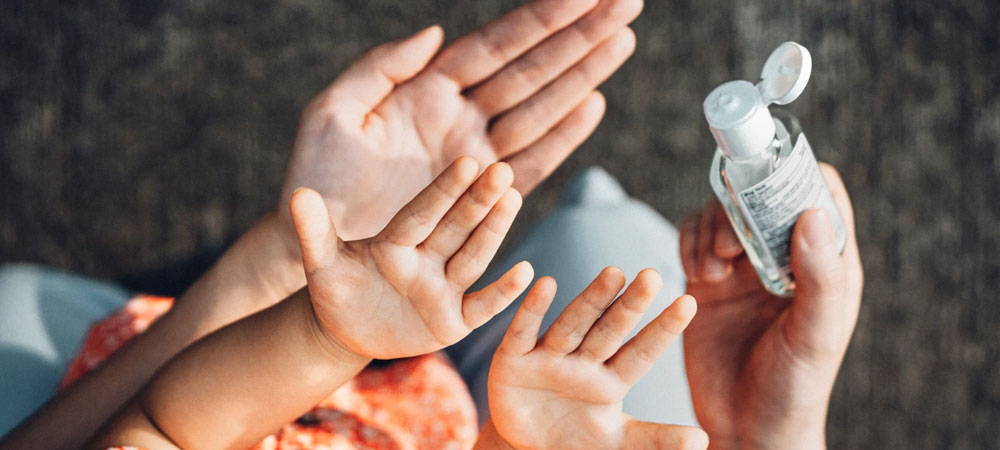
(2, 0), (999, 447)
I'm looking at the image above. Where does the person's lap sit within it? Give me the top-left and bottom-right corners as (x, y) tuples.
(0, 166), (696, 438)
(0, 264), (131, 436)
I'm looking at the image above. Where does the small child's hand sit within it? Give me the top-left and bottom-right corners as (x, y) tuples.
(487, 267), (707, 450)
(288, 157), (534, 360)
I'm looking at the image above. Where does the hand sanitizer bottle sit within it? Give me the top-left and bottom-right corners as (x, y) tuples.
(704, 42), (847, 297)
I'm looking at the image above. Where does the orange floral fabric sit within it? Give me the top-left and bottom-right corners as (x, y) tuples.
(65, 295), (478, 450)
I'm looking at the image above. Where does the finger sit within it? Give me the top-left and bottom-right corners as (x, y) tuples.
(463, 261), (535, 331)
(422, 162), (514, 260)
(430, 0), (598, 88)
(575, 269), (662, 362)
(609, 294), (696, 384)
(624, 420), (709, 450)
(819, 163), (859, 254)
(489, 27), (636, 157)
(679, 212), (700, 283)
(786, 208), (855, 357)
(819, 162), (863, 290)
(712, 201), (743, 259)
(539, 267), (626, 354)
(468, 0), (643, 117)
(504, 91), (605, 194)
(378, 156), (480, 247)
(445, 189), (523, 287)
(495, 275), (557, 355)
(317, 25), (444, 129)
(695, 198), (731, 281)
(289, 188), (340, 274)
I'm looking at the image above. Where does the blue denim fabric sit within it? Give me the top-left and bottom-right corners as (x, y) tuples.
(0, 264), (131, 437)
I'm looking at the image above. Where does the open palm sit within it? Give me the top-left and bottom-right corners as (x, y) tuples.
(281, 0), (642, 240)
(290, 159), (535, 359)
(488, 268), (706, 450)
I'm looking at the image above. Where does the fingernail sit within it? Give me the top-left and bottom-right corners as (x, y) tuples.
(801, 209), (834, 249)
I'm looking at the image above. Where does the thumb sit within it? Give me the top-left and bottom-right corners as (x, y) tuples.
(289, 187), (341, 274)
(624, 419), (709, 450)
(323, 25), (444, 127)
(787, 208), (847, 356)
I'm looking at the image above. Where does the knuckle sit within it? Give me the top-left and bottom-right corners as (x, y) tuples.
(814, 261), (847, 290)
(516, 57), (552, 88)
(575, 345), (602, 361)
(620, 296), (647, 316)
(609, 0), (644, 21)
(657, 314), (687, 336)
(510, 324), (535, 343)
(632, 346), (657, 366)
(470, 182), (498, 208)
(526, 1), (564, 34)
(554, 319), (584, 342)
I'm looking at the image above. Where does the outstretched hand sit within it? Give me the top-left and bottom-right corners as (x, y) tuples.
(289, 157), (534, 359)
(487, 267), (707, 450)
(680, 163), (863, 450)
(281, 0), (643, 240)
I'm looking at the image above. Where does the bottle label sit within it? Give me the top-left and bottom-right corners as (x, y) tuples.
(735, 135), (844, 272)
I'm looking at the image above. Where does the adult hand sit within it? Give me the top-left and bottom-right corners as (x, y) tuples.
(280, 0), (642, 241)
(679, 164), (863, 450)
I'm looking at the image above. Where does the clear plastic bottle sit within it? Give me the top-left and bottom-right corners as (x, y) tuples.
(704, 42), (846, 297)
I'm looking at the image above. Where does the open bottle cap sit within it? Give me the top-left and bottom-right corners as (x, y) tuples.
(704, 41), (812, 160)
(758, 41), (812, 105)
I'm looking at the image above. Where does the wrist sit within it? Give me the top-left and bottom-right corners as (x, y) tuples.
(745, 425), (825, 450)
(474, 419), (517, 450)
(247, 210), (306, 298)
(708, 420), (824, 450)
(297, 289), (371, 369)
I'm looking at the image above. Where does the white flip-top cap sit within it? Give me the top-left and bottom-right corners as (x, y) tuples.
(704, 42), (812, 160)
(759, 42), (812, 105)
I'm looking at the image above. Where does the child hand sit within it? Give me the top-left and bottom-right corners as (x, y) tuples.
(288, 157), (534, 360)
(487, 267), (708, 450)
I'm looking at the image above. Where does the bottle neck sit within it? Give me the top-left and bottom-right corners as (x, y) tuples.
(724, 137), (780, 165)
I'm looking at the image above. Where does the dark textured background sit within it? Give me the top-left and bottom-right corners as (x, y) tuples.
(2, 0), (999, 447)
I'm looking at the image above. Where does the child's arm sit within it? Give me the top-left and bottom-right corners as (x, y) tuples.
(90, 289), (360, 450)
(481, 268), (709, 450)
(91, 157), (533, 449)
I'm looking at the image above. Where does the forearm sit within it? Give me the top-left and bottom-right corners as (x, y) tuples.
(1, 212), (306, 449)
(166, 210), (305, 337)
(93, 289), (370, 450)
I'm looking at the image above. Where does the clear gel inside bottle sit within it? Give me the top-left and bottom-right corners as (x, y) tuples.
(704, 43), (846, 297)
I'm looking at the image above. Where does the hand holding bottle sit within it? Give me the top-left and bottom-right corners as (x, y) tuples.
(680, 163), (863, 450)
